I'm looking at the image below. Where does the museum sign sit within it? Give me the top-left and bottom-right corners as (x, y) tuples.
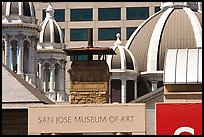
(28, 103), (146, 135)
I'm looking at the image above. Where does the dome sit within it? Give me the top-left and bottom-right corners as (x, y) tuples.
(39, 3), (64, 45)
(125, 2), (202, 73)
(107, 33), (138, 73)
(2, 2), (36, 24)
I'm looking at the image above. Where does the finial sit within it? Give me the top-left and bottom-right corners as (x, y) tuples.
(116, 33), (120, 39)
(114, 33), (122, 46)
(46, 3), (55, 19)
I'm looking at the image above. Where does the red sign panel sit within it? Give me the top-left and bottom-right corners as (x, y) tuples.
(156, 103), (202, 135)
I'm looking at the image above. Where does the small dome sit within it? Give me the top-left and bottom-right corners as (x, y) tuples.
(125, 2), (202, 73)
(107, 33), (138, 73)
(39, 3), (64, 45)
(2, 2), (36, 24)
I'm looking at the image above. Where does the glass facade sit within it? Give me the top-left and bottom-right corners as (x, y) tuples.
(98, 8), (121, 21)
(70, 28), (89, 41)
(126, 7), (149, 20)
(70, 9), (93, 21)
(126, 27), (137, 40)
(43, 9), (65, 22)
(98, 28), (121, 40)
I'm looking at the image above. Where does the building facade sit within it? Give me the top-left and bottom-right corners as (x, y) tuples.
(33, 2), (162, 94)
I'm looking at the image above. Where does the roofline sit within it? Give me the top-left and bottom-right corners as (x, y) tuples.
(2, 63), (54, 104)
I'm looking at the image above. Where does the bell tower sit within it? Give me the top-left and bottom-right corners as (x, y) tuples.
(2, 2), (40, 87)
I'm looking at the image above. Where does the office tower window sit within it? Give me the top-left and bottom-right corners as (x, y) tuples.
(70, 28), (89, 41)
(98, 8), (121, 21)
(126, 27), (137, 40)
(61, 29), (65, 36)
(43, 9), (65, 22)
(155, 6), (161, 13)
(70, 8), (93, 21)
(98, 28), (121, 41)
(61, 29), (65, 42)
(126, 7), (149, 20)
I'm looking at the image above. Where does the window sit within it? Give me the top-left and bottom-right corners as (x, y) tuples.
(98, 28), (121, 41)
(155, 6), (161, 13)
(43, 9), (65, 22)
(126, 27), (137, 40)
(126, 80), (134, 103)
(70, 55), (88, 61)
(61, 29), (65, 36)
(70, 28), (89, 41)
(126, 7), (149, 20)
(111, 79), (121, 103)
(55, 9), (65, 22)
(70, 9), (93, 21)
(61, 29), (65, 42)
(98, 8), (121, 21)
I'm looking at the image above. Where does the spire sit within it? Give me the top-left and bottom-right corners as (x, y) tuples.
(46, 3), (55, 19)
(114, 33), (122, 46)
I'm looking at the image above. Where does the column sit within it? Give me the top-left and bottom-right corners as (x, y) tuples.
(30, 41), (37, 86)
(121, 78), (126, 103)
(43, 66), (47, 92)
(61, 62), (65, 92)
(38, 60), (44, 90)
(50, 63), (55, 92)
(151, 80), (158, 91)
(2, 42), (5, 64)
(17, 39), (24, 74)
(31, 41), (36, 74)
(28, 46), (32, 73)
(134, 79), (137, 99)
(4, 38), (10, 66)
(10, 44), (13, 70)
(108, 78), (112, 103)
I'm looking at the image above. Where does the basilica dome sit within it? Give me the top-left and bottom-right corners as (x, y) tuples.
(107, 33), (138, 73)
(2, 2), (36, 24)
(39, 3), (64, 46)
(125, 2), (202, 73)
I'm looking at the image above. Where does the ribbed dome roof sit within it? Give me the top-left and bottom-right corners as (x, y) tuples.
(2, 2), (36, 24)
(107, 33), (138, 73)
(39, 3), (64, 44)
(125, 2), (202, 73)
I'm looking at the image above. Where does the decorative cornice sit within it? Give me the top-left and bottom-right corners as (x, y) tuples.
(2, 23), (41, 32)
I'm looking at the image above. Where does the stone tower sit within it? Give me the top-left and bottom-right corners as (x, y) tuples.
(64, 29), (115, 104)
(37, 3), (68, 102)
